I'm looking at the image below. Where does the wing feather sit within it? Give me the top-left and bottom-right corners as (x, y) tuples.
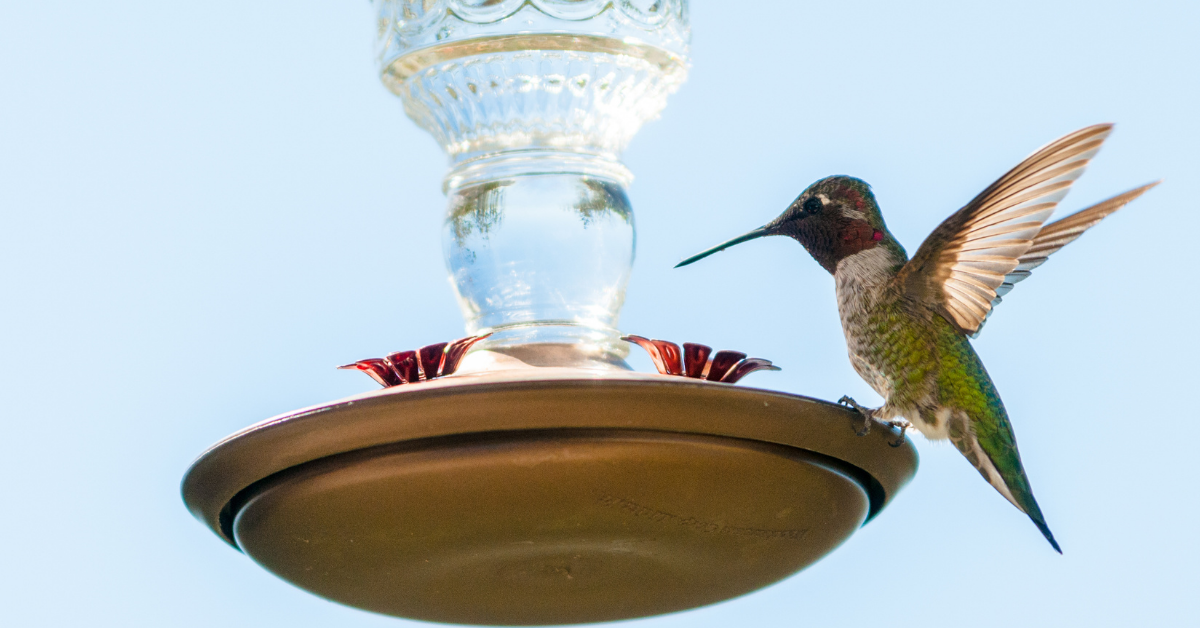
(1020, 181), (1160, 263)
(968, 181), (1160, 335)
(970, 220), (1046, 240)
(972, 202), (1061, 231)
(957, 239), (1032, 256)
(950, 270), (1003, 292)
(896, 124), (1114, 334)
(955, 255), (1019, 275)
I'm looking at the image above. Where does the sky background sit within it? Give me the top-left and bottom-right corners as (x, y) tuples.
(2, 1), (1198, 626)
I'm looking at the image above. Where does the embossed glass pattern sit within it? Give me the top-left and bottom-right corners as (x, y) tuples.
(375, 0), (689, 367)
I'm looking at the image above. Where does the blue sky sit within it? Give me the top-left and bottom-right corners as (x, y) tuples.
(2, 1), (1197, 626)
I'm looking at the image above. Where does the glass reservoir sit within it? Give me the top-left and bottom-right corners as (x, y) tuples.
(376, 0), (690, 366)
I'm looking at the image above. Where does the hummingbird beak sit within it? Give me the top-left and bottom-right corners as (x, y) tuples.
(674, 226), (772, 268)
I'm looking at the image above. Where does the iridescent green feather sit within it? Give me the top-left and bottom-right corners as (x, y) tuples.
(935, 319), (1060, 552)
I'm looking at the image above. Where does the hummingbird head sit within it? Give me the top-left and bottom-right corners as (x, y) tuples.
(675, 175), (895, 273)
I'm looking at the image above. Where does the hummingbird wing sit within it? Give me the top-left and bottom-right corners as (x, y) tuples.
(895, 124), (1113, 335)
(971, 182), (1159, 335)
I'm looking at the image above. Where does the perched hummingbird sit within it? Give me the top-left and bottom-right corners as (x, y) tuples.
(675, 124), (1158, 552)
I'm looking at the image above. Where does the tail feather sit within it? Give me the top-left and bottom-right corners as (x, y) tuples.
(949, 412), (1062, 553)
(1025, 506), (1062, 554)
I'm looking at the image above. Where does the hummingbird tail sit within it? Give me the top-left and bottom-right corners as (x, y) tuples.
(948, 412), (1062, 553)
(1022, 498), (1062, 554)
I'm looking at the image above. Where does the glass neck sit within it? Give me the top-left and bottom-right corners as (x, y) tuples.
(442, 156), (634, 370)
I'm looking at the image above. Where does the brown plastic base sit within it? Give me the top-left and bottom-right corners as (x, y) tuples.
(183, 369), (917, 625)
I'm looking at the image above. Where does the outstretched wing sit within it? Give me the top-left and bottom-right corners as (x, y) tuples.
(895, 124), (1113, 335)
(967, 182), (1160, 335)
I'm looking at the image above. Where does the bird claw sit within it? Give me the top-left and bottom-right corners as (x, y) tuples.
(839, 396), (909, 444)
(838, 395), (876, 436)
(885, 420), (911, 448)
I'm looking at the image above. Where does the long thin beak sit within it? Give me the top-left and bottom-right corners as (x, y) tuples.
(674, 226), (772, 268)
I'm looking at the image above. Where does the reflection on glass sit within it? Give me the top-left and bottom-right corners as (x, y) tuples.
(445, 174), (634, 364)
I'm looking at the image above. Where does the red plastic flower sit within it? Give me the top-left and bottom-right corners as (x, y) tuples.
(621, 335), (780, 383)
(338, 334), (490, 387)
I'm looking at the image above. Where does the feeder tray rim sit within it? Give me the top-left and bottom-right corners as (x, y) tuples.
(182, 369), (918, 549)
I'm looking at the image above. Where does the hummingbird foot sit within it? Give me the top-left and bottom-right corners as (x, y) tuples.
(884, 419), (911, 447)
(838, 396), (878, 436)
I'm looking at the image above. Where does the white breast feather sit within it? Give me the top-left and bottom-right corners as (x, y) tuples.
(834, 247), (898, 399)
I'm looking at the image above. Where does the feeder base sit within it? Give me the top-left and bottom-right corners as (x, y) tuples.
(182, 370), (917, 625)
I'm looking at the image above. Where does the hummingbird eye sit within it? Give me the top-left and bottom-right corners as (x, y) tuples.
(802, 197), (823, 215)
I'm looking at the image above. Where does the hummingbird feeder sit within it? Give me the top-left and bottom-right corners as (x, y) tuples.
(182, 1), (918, 625)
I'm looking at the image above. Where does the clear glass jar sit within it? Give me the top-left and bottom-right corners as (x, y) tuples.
(375, 0), (690, 368)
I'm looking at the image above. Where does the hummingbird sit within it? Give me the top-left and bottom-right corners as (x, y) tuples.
(675, 124), (1158, 552)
